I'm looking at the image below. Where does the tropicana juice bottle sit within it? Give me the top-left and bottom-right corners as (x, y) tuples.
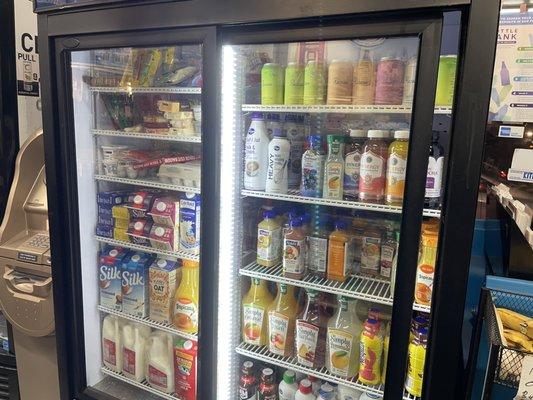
(326, 296), (363, 379)
(242, 278), (274, 346)
(173, 260), (199, 334)
(267, 283), (298, 357)
(327, 220), (355, 282)
(414, 230), (438, 306)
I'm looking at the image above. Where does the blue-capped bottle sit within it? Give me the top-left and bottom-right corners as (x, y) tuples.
(300, 135), (326, 197)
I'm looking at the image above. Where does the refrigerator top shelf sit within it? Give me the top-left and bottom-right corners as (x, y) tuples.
(95, 175), (201, 194)
(101, 366), (183, 400)
(241, 189), (441, 218)
(98, 305), (197, 340)
(242, 104), (452, 115)
(92, 129), (202, 143)
(95, 236), (199, 262)
(235, 342), (384, 395)
(90, 86), (202, 94)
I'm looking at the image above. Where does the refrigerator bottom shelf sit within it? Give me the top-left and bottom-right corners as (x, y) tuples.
(101, 366), (182, 400)
(235, 342), (384, 396)
(403, 391), (421, 400)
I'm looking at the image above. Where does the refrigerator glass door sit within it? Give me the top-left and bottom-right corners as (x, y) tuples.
(70, 45), (202, 399)
(219, 35), (444, 399)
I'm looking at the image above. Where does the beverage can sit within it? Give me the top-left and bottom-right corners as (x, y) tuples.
(262, 63), (284, 105)
(403, 56), (417, 104)
(326, 60), (353, 105)
(303, 61), (326, 105)
(285, 62), (305, 105)
(435, 55), (457, 106)
(375, 57), (405, 105)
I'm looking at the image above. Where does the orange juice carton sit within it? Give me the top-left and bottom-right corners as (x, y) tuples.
(121, 251), (154, 317)
(179, 193), (201, 255)
(149, 258), (180, 324)
(99, 246), (128, 310)
(174, 338), (197, 400)
(149, 225), (179, 252)
(149, 197), (180, 228)
(127, 219), (153, 246)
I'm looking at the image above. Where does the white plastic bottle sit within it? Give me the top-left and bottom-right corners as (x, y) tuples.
(121, 322), (151, 382)
(317, 383), (335, 400)
(338, 385), (363, 400)
(285, 114), (306, 188)
(296, 379), (317, 400)
(265, 128), (290, 194)
(244, 112), (270, 190)
(102, 315), (123, 373)
(359, 393), (382, 400)
(146, 331), (175, 394)
(279, 370), (298, 400)
(307, 375), (322, 396)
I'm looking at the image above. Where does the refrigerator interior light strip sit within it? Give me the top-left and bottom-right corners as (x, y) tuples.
(217, 45), (240, 400)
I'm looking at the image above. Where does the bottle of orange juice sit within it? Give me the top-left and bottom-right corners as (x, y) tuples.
(242, 278), (274, 346)
(414, 230), (438, 305)
(267, 283), (298, 357)
(257, 210), (282, 267)
(173, 260), (199, 334)
(327, 220), (355, 282)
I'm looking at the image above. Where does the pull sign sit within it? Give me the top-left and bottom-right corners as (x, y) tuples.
(516, 354), (533, 399)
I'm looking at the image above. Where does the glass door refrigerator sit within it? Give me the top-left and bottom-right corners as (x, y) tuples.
(215, 11), (499, 400)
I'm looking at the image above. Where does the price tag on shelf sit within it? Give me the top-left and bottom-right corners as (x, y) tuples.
(516, 354), (533, 399)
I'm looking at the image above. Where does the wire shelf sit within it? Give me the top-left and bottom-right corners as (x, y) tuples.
(92, 129), (202, 143)
(90, 86), (201, 94)
(242, 104), (452, 115)
(98, 305), (197, 340)
(95, 174), (201, 193)
(101, 366), (183, 400)
(240, 261), (392, 306)
(94, 235), (199, 262)
(235, 342), (384, 395)
(241, 189), (441, 218)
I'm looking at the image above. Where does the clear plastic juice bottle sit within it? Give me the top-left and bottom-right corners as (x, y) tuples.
(344, 129), (366, 200)
(267, 283), (298, 357)
(257, 210), (282, 267)
(307, 214), (331, 279)
(359, 130), (388, 203)
(327, 220), (354, 282)
(385, 130), (410, 205)
(242, 278), (274, 346)
(283, 218), (307, 280)
(360, 225), (382, 277)
(172, 260), (199, 334)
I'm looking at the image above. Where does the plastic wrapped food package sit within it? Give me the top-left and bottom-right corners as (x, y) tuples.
(158, 161), (201, 188)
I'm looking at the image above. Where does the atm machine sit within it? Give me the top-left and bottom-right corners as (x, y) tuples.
(0, 130), (59, 400)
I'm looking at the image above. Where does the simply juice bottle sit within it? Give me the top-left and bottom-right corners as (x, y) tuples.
(283, 218), (307, 280)
(172, 260), (199, 334)
(358, 318), (383, 386)
(257, 210), (282, 267)
(326, 296), (363, 379)
(242, 278), (274, 346)
(322, 135), (345, 200)
(267, 283), (298, 357)
(295, 289), (328, 368)
(385, 130), (410, 205)
(327, 220), (355, 282)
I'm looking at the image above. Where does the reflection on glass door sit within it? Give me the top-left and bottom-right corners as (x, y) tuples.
(70, 45), (202, 400)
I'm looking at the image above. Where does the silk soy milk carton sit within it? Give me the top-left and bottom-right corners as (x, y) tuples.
(99, 246), (127, 310)
(179, 193), (201, 255)
(149, 258), (180, 324)
(122, 251), (154, 317)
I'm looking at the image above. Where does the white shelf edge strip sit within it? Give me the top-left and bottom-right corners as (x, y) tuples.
(242, 104), (452, 115)
(95, 174), (201, 194)
(241, 189), (441, 218)
(92, 129), (202, 143)
(90, 86), (201, 94)
(98, 305), (197, 340)
(412, 303), (431, 314)
(235, 342), (384, 396)
(94, 236), (199, 262)
(101, 366), (183, 400)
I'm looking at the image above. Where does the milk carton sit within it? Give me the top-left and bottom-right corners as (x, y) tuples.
(150, 225), (179, 251)
(99, 246), (127, 310)
(121, 252), (153, 317)
(127, 219), (153, 247)
(149, 258), (180, 324)
(179, 193), (201, 255)
(174, 338), (198, 400)
(149, 197), (180, 228)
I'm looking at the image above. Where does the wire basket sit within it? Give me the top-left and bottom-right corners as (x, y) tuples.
(484, 288), (533, 388)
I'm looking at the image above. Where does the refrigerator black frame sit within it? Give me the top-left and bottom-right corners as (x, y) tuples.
(39, 25), (219, 400)
(37, 0), (501, 399)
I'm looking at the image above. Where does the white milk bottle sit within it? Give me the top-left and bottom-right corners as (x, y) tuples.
(295, 379), (317, 400)
(102, 315), (123, 373)
(146, 331), (175, 394)
(265, 127), (290, 194)
(121, 322), (151, 382)
(244, 112), (269, 190)
(338, 385), (363, 400)
(285, 114), (306, 188)
(279, 370), (298, 400)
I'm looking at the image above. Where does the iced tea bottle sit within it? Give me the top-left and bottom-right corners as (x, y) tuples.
(258, 368), (278, 400)
(295, 289), (328, 369)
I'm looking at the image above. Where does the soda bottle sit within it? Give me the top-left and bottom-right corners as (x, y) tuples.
(258, 368), (278, 400)
(239, 361), (258, 400)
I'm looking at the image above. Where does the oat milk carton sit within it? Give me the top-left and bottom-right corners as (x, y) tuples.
(149, 258), (180, 324)
(99, 246), (127, 310)
(121, 252), (154, 317)
(179, 193), (201, 255)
